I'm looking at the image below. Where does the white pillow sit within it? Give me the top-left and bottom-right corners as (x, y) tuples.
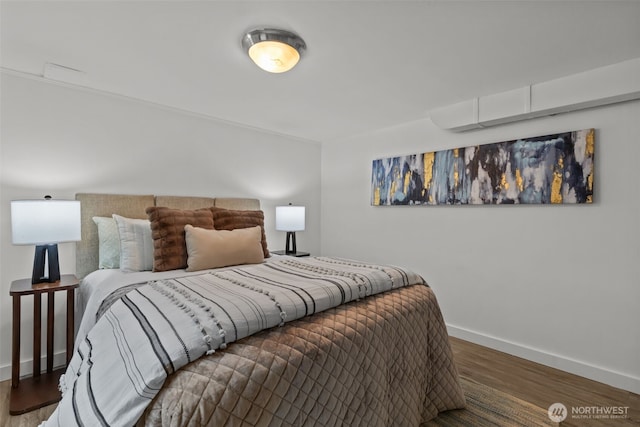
(185, 225), (264, 271)
(112, 214), (154, 272)
(92, 216), (120, 269)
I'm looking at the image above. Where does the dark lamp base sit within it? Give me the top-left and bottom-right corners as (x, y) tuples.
(272, 250), (310, 257)
(285, 231), (297, 254)
(32, 244), (60, 284)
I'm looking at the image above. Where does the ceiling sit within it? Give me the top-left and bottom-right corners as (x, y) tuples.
(2, 1), (640, 143)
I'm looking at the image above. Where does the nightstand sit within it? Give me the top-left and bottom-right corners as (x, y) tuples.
(272, 250), (310, 257)
(9, 274), (79, 415)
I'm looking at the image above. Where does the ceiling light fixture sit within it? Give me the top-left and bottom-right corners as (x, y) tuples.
(242, 28), (306, 73)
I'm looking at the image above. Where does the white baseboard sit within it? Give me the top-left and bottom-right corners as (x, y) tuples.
(0, 351), (67, 382)
(447, 324), (640, 394)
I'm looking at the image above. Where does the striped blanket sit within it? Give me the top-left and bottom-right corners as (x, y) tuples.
(41, 257), (424, 427)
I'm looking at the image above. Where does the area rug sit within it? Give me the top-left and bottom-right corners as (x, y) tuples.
(422, 376), (559, 427)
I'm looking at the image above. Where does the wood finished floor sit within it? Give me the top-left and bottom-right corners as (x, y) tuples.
(450, 337), (639, 426)
(1, 337), (637, 426)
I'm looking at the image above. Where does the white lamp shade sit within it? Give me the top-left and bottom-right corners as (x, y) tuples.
(11, 199), (81, 245)
(276, 205), (305, 232)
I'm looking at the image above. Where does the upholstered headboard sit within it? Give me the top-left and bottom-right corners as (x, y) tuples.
(75, 193), (260, 279)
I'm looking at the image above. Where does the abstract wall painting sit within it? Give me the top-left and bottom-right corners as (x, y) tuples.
(371, 128), (594, 206)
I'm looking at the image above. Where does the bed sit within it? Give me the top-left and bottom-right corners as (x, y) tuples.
(41, 193), (465, 427)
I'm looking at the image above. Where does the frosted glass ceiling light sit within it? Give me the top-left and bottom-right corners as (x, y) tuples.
(242, 28), (306, 73)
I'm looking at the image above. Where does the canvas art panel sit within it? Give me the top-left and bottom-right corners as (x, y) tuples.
(371, 129), (594, 205)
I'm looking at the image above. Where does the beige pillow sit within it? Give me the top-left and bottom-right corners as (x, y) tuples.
(185, 224), (264, 271)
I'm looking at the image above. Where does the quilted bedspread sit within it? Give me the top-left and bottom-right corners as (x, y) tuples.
(140, 284), (466, 427)
(44, 257), (460, 427)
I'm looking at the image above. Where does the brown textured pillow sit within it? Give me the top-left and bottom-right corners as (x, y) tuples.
(146, 207), (214, 271)
(210, 207), (270, 258)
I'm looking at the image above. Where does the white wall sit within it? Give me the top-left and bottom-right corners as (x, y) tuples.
(321, 100), (640, 393)
(0, 72), (321, 380)
(2, 71), (638, 395)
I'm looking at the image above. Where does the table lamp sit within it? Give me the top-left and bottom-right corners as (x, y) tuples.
(11, 197), (81, 284)
(275, 204), (305, 254)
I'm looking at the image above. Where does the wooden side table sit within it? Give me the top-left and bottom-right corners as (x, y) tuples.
(9, 274), (79, 415)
